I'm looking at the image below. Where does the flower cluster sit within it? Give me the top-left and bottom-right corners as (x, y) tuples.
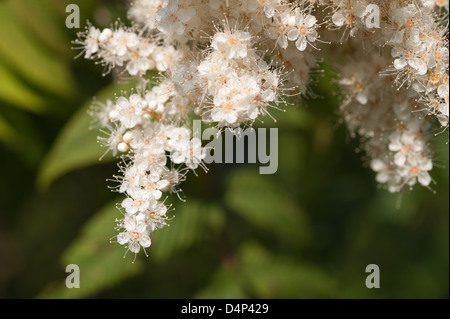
(326, 0), (449, 126)
(76, 0), (449, 260)
(98, 92), (206, 260)
(74, 23), (182, 76)
(326, 0), (448, 192)
(337, 50), (435, 192)
(197, 28), (282, 127)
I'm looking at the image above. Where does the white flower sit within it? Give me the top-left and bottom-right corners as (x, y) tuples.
(121, 193), (151, 214)
(438, 102), (449, 117)
(166, 126), (191, 150)
(82, 26), (100, 58)
(330, 2), (367, 37)
(133, 140), (167, 173)
(287, 12), (318, 51)
(153, 45), (183, 71)
(211, 94), (241, 125)
(119, 163), (145, 195)
(160, 167), (186, 195)
(125, 42), (156, 75)
(247, 0), (282, 18)
(99, 28), (113, 43)
(211, 30), (252, 59)
(197, 53), (234, 94)
(370, 158), (392, 184)
(391, 47), (428, 80)
(266, 12), (291, 49)
(143, 200), (169, 231)
(117, 215), (151, 255)
(129, 0), (168, 30)
(145, 79), (176, 113)
(339, 75), (371, 105)
(171, 137), (206, 170)
(116, 94), (146, 129)
(428, 46), (449, 69)
(171, 61), (198, 91)
(142, 173), (170, 200)
(116, 94), (143, 128)
(126, 55), (151, 76)
(165, 95), (193, 121)
(90, 98), (117, 128)
(110, 29), (139, 56)
(388, 131), (424, 167)
(157, 0), (196, 35)
(97, 124), (127, 158)
(236, 74), (260, 104)
(400, 155), (433, 187)
(437, 82), (449, 100)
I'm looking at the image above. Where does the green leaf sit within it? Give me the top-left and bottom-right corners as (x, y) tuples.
(237, 242), (337, 298)
(37, 200), (143, 299)
(6, 0), (70, 58)
(194, 268), (248, 299)
(0, 116), (16, 144)
(0, 106), (45, 168)
(196, 241), (338, 298)
(277, 132), (306, 178)
(225, 168), (310, 246)
(36, 81), (136, 190)
(0, 62), (47, 113)
(151, 199), (226, 262)
(0, 2), (75, 99)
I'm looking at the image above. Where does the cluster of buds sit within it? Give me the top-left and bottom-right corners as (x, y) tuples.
(75, 0), (449, 260)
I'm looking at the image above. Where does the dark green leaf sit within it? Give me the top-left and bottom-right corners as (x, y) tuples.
(0, 62), (47, 113)
(225, 168), (310, 246)
(151, 199), (226, 262)
(37, 200), (143, 299)
(0, 2), (75, 99)
(238, 242), (337, 298)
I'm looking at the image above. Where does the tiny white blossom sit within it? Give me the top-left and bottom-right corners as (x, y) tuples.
(116, 94), (145, 129)
(110, 29), (139, 56)
(388, 131), (424, 167)
(121, 193), (151, 215)
(287, 12), (318, 51)
(211, 30), (252, 59)
(117, 215), (151, 256)
(157, 0), (196, 35)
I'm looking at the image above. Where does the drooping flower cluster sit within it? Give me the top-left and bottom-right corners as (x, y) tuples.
(337, 50), (435, 192)
(97, 93), (206, 260)
(75, 0), (449, 260)
(325, 0), (448, 192)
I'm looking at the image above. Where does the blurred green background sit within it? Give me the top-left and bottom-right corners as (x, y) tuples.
(0, 0), (448, 299)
